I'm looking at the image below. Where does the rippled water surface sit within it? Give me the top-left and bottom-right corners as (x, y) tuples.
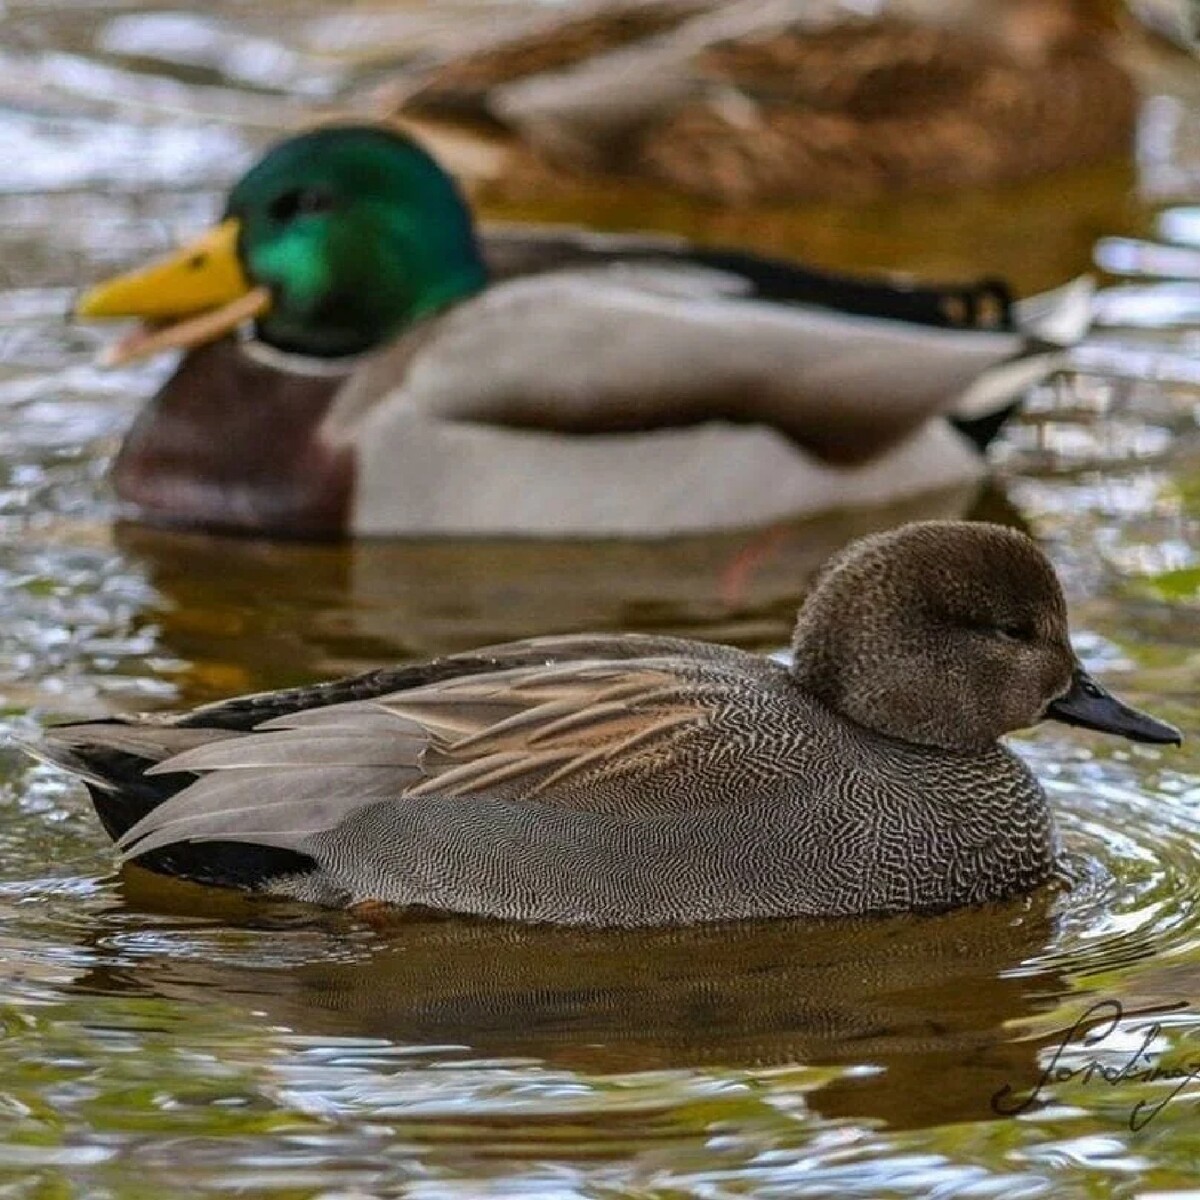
(2, 3), (1200, 1196)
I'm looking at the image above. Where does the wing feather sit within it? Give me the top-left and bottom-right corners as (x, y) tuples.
(110, 658), (716, 859)
(118, 766), (408, 858)
(384, 272), (1040, 465)
(527, 709), (702, 798)
(143, 728), (430, 774)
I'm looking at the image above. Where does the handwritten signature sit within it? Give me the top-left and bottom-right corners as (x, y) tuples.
(991, 998), (1200, 1131)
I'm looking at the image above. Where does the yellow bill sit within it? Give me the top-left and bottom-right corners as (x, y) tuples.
(75, 218), (272, 366)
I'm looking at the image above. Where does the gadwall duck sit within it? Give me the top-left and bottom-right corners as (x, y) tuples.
(75, 125), (1091, 539)
(29, 521), (1179, 925)
(396, 0), (1136, 203)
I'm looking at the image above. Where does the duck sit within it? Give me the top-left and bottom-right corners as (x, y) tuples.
(394, 0), (1137, 204)
(76, 124), (1093, 540)
(27, 521), (1180, 926)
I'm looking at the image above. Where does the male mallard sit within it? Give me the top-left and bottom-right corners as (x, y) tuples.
(396, 0), (1137, 203)
(30, 522), (1179, 924)
(78, 124), (1092, 539)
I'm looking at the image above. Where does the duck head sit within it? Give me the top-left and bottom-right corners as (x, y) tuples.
(791, 521), (1181, 753)
(76, 125), (487, 362)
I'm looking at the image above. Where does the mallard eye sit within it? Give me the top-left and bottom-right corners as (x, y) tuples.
(268, 187), (336, 224)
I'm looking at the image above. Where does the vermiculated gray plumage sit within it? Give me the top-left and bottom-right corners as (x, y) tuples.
(28, 522), (1178, 926)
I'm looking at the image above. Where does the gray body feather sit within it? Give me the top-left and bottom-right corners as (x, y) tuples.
(41, 632), (1055, 926)
(323, 256), (1089, 536)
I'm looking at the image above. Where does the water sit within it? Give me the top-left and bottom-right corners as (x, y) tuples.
(1, 3), (1200, 1196)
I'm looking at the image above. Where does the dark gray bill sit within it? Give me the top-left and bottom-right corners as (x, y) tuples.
(1046, 668), (1181, 745)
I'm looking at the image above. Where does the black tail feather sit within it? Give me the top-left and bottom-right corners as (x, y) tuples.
(32, 727), (318, 891)
(949, 401), (1021, 453)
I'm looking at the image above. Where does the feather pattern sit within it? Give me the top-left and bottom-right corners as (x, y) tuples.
(115, 658), (717, 862)
(32, 519), (1097, 928)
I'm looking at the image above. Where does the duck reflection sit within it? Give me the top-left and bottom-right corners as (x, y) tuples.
(79, 871), (1064, 1131)
(114, 482), (1020, 705)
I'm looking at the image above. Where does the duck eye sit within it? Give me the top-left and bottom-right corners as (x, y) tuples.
(996, 622), (1035, 643)
(268, 187), (336, 224)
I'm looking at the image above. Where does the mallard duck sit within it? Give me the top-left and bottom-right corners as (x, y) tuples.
(395, 0), (1137, 203)
(29, 522), (1180, 925)
(77, 124), (1093, 539)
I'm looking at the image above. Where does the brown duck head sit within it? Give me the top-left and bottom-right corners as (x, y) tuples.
(791, 520), (1181, 753)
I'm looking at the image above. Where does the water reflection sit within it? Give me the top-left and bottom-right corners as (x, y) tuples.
(113, 482), (991, 702)
(78, 884), (1066, 1131)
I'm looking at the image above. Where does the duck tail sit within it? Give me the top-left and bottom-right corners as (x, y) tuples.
(948, 404), (1021, 454)
(1012, 275), (1096, 348)
(19, 721), (236, 842)
(20, 721), (320, 891)
(949, 276), (1096, 447)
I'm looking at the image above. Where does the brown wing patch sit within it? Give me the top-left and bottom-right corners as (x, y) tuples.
(384, 661), (716, 800)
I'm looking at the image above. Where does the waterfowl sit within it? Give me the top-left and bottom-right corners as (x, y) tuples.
(77, 124), (1092, 539)
(29, 521), (1180, 925)
(396, 0), (1137, 203)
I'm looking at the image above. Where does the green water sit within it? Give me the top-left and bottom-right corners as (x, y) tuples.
(2, 3), (1200, 1196)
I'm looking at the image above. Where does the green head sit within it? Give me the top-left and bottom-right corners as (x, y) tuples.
(226, 124), (487, 357)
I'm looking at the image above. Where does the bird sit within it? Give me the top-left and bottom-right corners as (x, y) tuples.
(26, 520), (1180, 926)
(395, 0), (1137, 204)
(76, 125), (1093, 540)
